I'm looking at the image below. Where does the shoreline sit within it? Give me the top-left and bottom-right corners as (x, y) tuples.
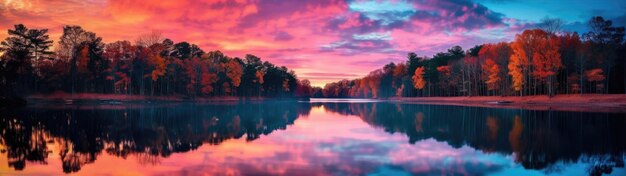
(25, 93), (307, 105)
(389, 94), (626, 113)
(21, 93), (626, 113)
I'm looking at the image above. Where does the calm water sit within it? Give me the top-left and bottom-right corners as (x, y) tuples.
(1, 99), (625, 175)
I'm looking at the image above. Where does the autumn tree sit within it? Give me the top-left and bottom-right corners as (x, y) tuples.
(355, 78), (371, 97)
(57, 26), (106, 94)
(482, 59), (500, 94)
(412, 67), (426, 90)
(508, 29), (561, 96)
(532, 36), (561, 96)
(367, 70), (382, 98)
(436, 65), (455, 96)
(104, 41), (133, 94)
(478, 42), (512, 95)
(184, 57), (217, 96)
(147, 51), (166, 95)
(223, 59), (243, 95)
(508, 58), (525, 95)
(585, 68), (605, 93)
(255, 70), (264, 85)
(296, 79), (312, 98)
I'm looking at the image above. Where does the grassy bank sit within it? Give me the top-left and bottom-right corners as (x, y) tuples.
(389, 94), (626, 113)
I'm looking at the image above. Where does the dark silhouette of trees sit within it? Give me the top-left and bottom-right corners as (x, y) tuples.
(0, 102), (311, 173)
(0, 24), (53, 98)
(0, 24), (308, 100)
(56, 25), (105, 94)
(583, 16), (625, 94)
(537, 17), (565, 35)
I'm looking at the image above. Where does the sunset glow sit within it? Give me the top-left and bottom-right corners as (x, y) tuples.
(3, 0), (623, 86)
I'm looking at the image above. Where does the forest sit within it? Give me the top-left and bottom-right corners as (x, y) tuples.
(1, 16), (625, 102)
(0, 25), (314, 102)
(318, 16), (626, 98)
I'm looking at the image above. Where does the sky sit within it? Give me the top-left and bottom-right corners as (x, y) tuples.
(1, 0), (625, 87)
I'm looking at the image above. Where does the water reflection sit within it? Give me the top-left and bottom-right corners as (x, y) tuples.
(0, 101), (625, 175)
(0, 102), (310, 173)
(317, 102), (626, 175)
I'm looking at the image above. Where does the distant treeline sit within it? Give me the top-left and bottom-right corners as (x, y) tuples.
(318, 16), (626, 98)
(0, 25), (313, 99)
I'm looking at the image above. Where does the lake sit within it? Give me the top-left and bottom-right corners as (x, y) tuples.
(1, 99), (625, 175)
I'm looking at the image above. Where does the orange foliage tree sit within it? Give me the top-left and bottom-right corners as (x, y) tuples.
(508, 29), (561, 96)
(412, 67), (426, 90)
(148, 54), (166, 81)
(255, 70), (264, 84)
(479, 42), (512, 95)
(532, 36), (561, 96)
(482, 59), (500, 92)
(221, 60), (243, 95)
(508, 52), (525, 93)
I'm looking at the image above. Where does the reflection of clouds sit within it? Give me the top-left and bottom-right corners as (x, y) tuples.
(388, 139), (508, 175)
(146, 109), (515, 176)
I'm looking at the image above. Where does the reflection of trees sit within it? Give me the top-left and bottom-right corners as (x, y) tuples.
(0, 113), (50, 171)
(583, 154), (625, 176)
(317, 103), (626, 175)
(2, 101), (624, 175)
(0, 102), (311, 173)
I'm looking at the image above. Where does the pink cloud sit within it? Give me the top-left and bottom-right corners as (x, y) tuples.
(0, 0), (523, 86)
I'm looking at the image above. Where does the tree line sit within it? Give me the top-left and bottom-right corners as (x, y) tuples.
(318, 16), (626, 98)
(0, 25), (314, 99)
